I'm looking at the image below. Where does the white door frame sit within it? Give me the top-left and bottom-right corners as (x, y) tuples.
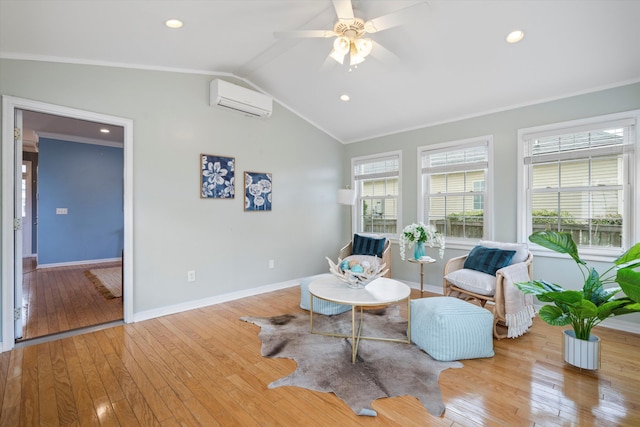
(1, 95), (134, 352)
(22, 160), (33, 257)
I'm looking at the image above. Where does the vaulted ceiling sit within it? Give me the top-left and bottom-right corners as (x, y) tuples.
(1, 0), (639, 143)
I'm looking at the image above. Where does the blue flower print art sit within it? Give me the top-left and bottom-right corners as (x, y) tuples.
(201, 154), (235, 199)
(244, 172), (272, 211)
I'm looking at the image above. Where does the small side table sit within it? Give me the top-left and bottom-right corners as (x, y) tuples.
(408, 257), (436, 296)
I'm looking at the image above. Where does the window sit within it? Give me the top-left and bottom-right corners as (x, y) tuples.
(518, 110), (639, 256)
(473, 180), (485, 210)
(352, 151), (401, 238)
(419, 136), (493, 243)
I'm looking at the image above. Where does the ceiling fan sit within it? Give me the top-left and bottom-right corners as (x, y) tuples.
(274, 0), (425, 67)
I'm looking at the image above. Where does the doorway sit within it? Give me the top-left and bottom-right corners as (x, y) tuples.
(20, 110), (125, 341)
(1, 96), (134, 352)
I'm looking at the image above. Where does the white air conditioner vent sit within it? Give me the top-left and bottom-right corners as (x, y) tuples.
(210, 79), (272, 118)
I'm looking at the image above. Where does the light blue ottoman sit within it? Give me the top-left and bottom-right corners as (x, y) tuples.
(410, 296), (494, 361)
(300, 274), (351, 315)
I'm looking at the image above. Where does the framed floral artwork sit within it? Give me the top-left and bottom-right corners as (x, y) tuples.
(244, 171), (272, 211)
(201, 154), (235, 199)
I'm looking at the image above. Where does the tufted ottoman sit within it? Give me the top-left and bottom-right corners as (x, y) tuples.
(410, 296), (494, 361)
(299, 274), (351, 315)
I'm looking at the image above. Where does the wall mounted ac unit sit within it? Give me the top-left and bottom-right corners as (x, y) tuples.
(210, 79), (273, 118)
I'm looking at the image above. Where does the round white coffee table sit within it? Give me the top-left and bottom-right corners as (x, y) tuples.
(308, 276), (411, 363)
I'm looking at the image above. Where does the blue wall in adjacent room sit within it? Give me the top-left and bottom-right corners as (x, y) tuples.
(38, 138), (124, 265)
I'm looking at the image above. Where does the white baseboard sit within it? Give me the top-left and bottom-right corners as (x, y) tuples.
(133, 275), (429, 324)
(133, 277), (305, 323)
(404, 280), (443, 295)
(36, 257), (121, 269)
(132, 277), (640, 337)
(597, 316), (640, 335)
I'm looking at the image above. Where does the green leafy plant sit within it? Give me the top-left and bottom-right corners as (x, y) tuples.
(592, 213), (623, 226)
(515, 231), (640, 340)
(446, 210), (484, 222)
(531, 209), (577, 225)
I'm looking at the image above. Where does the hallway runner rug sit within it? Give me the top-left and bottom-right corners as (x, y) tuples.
(85, 266), (122, 299)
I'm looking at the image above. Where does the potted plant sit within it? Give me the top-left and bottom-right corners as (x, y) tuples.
(515, 231), (640, 369)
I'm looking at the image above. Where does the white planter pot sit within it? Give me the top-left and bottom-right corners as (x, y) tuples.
(563, 329), (600, 370)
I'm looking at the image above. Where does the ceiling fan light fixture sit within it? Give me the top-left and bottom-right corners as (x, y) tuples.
(354, 38), (373, 57)
(330, 48), (346, 64)
(349, 42), (366, 66)
(330, 36), (350, 64)
(333, 36), (350, 53)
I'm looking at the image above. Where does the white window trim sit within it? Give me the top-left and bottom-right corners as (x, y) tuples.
(351, 150), (402, 241)
(418, 135), (494, 250)
(517, 109), (640, 261)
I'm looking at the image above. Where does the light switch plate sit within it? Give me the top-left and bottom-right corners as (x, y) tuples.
(56, 208), (68, 215)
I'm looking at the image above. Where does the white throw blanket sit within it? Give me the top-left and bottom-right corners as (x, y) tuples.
(499, 263), (536, 338)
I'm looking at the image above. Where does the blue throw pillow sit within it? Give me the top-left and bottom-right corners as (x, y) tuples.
(463, 245), (516, 276)
(352, 234), (386, 258)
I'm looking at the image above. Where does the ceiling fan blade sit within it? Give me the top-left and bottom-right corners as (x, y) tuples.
(369, 40), (400, 64)
(364, 2), (427, 33)
(274, 30), (336, 39)
(333, 0), (354, 22)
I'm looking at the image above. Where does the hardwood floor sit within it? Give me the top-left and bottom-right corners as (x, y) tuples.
(20, 258), (123, 341)
(1, 286), (639, 426)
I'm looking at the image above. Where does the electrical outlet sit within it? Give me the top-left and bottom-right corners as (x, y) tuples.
(187, 270), (196, 282)
(268, 259), (275, 269)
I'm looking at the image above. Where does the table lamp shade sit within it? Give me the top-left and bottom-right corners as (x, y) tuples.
(337, 188), (356, 206)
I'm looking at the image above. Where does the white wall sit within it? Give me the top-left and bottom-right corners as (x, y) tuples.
(0, 59), (347, 339)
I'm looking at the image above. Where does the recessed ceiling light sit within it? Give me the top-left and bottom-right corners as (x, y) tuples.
(506, 30), (524, 44)
(340, 94), (350, 102)
(100, 128), (110, 134)
(165, 19), (183, 29)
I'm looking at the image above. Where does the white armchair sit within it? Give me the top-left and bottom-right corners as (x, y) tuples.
(443, 241), (533, 339)
(338, 235), (392, 278)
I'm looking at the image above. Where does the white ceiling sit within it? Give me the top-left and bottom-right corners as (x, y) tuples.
(2, 0), (639, 144)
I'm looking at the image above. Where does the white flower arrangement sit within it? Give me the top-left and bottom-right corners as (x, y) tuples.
(399, 222), (445, 260)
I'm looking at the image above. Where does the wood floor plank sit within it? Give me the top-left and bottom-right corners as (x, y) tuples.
(60, 338), (101, 427)
(102, 350), (162, 427)
(19, 259), (123, 341)
(110, 398), (141, 427)
(0, 348), (24, 427)
(49, 340), (79, 426)
(0, 351), (11, 415)
(72, 335), (120, 426)
(36, 343), (59, 426)
(3, 286), (640, 426)
(157, 386), (214, 427)
(123, 324), (192, 401)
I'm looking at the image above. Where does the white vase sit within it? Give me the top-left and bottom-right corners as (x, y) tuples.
(563, 329), (600, 370)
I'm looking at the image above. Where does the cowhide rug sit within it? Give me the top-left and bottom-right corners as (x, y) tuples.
(241, 306), (462, 417)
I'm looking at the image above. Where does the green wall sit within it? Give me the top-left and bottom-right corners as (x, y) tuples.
(2, 57), (639, 346)
(344, 82), (640, 328)
(0, 59), (346, 344)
